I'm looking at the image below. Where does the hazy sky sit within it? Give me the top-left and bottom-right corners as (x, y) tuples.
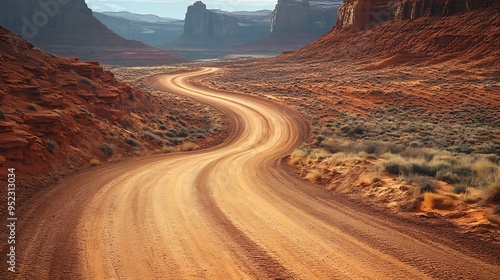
(85, 0), (277, 19)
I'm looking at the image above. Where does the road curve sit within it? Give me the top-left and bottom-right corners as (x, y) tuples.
(7, 68), (500, 279)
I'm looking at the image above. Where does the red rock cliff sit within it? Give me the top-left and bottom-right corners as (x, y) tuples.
(336, 0), (497, 31)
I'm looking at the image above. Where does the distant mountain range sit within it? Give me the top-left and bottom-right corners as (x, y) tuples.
(94, 11), (184, 46)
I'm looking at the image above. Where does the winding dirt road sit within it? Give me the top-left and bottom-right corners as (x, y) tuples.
(7, 68), (500, 279)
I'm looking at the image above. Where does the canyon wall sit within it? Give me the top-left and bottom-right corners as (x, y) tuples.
(336, 0), (497, 31)
(271, 0), (341, 35)
(0, 0), (184, 65)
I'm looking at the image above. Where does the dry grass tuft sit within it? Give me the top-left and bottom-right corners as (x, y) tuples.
(305, 169), (323, 183)
(89, 158), (103, 166)
(422, 193), (454, 210)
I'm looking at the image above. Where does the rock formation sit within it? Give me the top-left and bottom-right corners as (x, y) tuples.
(183, 1), (240, 38)
(271, 0), (341, 35)
(0, 0), (185, 65)
(336, 0), (497, 31)
(271, 0), (313, 33)
(0, 25), (177, 183)
(295, 4), (499, 69)
(166, 1), (272, 59)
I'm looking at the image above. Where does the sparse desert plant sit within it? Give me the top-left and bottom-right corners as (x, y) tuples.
(492, 204), (500, 215)
(125, 137), (140, 147)
(0, 109), (5, 120)
(486, 205), (500, 225)
(436, 170), (462, 184)
(45, 139), (58, 153)
(482, 182), (500, 203)
(89, 158), (102, 166)
(143, 131), (159, 141)
(176, 130), (189, 138)
(27, 104), (37, 111)
(305, 169), (323, 183)
(290, 146), (310, 164)
(179, 142), (198, 151)
(407, 175), (438, 195)
(422, 193), (454, 210)
(453, 183), (469, 194)
(166, 132), (176, 138)
(80, 78), (91, 85)
(160, 146), (175, 153)
(100, 143), (114, 156)
(384, 158), (411, 176)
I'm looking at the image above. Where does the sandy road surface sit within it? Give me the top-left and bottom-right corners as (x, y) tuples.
(4, 68), (499, 279)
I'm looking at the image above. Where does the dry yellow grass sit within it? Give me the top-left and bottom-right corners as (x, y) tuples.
(89, 158), (103, 166)
(305, 169), (323, 183)
(422, 193), (454, 210)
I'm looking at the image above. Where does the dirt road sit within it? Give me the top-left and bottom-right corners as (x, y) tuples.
(7, 68), (499, 279)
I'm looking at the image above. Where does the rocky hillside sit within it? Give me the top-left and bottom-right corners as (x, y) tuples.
(0, 0), (185, 66)
(293, 1), (499, 68)
(336, 0), (496, 31)
(0, 26), (216, 194)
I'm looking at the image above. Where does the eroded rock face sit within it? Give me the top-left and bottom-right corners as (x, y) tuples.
(271, 0), (313, 34)
(271, 0), (341, 35)
(183, 1), (240, 38)
(0, 0), (185, 65)
(336, 0), (497, 31)
(0, 25), (169, 177)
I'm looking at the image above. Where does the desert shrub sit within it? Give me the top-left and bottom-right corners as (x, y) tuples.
(384, 160), (411, 175)
(165, 131), (175, 138)
(27, 104), (37, 111)
(143, 132), (158, 141)
(410, 162), (448, 177)
(315, 135), (325, 145)
(45, 139), (58, 152)
(398, 199), (419, 212)
(80, 78), (91, 85)
(176, 130), (188, 138)
(436, 170), (462, 184)
(179, 142), (198, 151)
(290, 146), (310, 164)
(100, 143), (114, 156)
(161, 146), (175, 153)
(482, 182), (500, 203)
(449, 166), (474, 177)
(401, 147), (436, 161)
(319, 139), (340, 153)
(0, 110), (5, 120)
(407, 175), (438, 194)
(305, 169), (323, 182)
(89, 158), (102, 166)
(170, 138), (180, 146)
(423, 193), (453, 210)
(196, 133), (205, 139)
(125, 137), (140, 147)
(453, 183), (469, 194)
(492, 204), (500, 215)
(363, 142), (379, 155)
(154, 131), (164, 137)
